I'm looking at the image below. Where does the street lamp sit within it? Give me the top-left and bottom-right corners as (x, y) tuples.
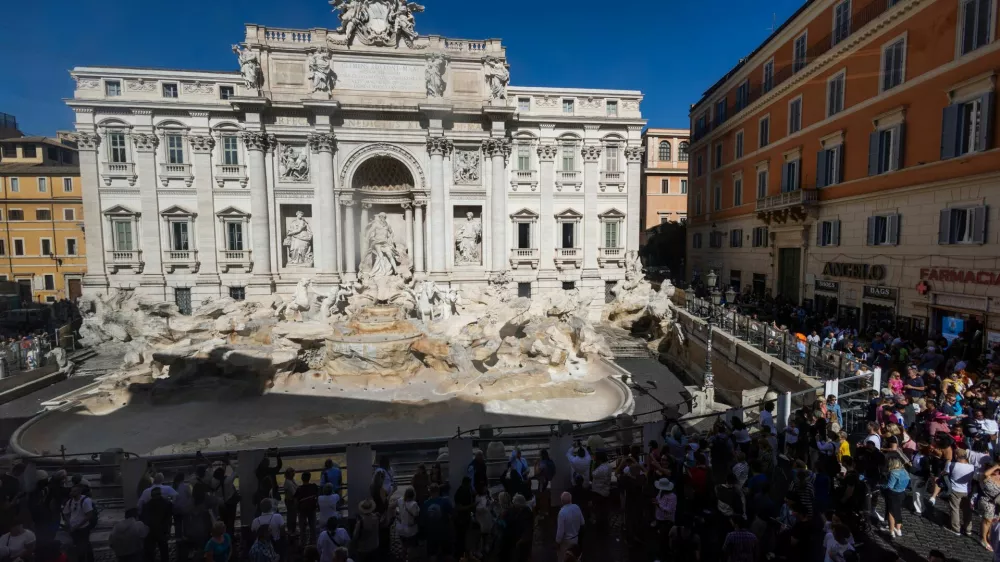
(703, 270), (719, 398)
(725, 286), (736, 304)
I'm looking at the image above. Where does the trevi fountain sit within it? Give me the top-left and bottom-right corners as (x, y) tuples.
(14, 218), (680, 456)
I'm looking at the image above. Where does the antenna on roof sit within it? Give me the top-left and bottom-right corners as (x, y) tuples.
(766, 12), (777, 33)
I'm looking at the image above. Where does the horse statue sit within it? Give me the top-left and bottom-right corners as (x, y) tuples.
(414, 281), (436, 322)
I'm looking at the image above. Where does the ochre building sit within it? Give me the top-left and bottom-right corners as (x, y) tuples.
(686, 0), (1000, 338)
(640, 128), (689, 242)
(0, 135), (85, 303)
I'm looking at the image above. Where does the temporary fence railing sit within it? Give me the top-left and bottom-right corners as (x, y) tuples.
(685, 295), (868, 381)
(0, 337), (53, 377)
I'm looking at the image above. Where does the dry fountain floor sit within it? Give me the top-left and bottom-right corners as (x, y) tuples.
(15, 363), (632, 456)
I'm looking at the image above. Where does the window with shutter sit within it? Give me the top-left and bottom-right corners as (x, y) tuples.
(866, 217), (877, 245)
(816, 150), (828, 189)
(939, 209), (952, 245)
(832, 220), (841, 245)
(887, 214), (900, 245)
(973, 205), (988, 243)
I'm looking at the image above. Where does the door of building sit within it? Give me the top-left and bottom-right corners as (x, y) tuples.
(17, 279), (32, 305)
(777, 248), (801, 304)
(67, 279), (82, 301)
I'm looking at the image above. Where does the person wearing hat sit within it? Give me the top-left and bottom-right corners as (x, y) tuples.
(351, 499), (379, 562)
(653, 477), (677, 558)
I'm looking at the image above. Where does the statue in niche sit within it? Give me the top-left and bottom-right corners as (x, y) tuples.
(231, 45), (262, 91)
(279, 146), (310, 181)
(307, 48), (337, 94)
(425, 54), (447, 97)
(283, 211), (314, 267)
(360, 212), (410, 279)
(484, 57), (509, 101)
(453, 150), (480, 184)
(454, 211), (482, 265)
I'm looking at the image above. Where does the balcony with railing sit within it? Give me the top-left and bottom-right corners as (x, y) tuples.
(691, 0), (900, 144)
(159, 162), (194, 187)
(756, 189), (818, 224)
(101, 162), (137, 186)
(163, 250), (200, 273)
(600, 170), (626, 192)
(598, 247), (625, 267)
(510, 169), (538, 191)
(509, 248), (539, 269)
(218, 249), (253, 272)
(215, 163), (248, 188)
(554, 247), (582, 269)
(555, 170), (582, 192)
(105, 249), (143, 274)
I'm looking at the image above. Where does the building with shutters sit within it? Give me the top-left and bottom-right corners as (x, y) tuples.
(685, 0), (1000, 336)
(0, 133), (86, 303)
(640, 128), (690, 234)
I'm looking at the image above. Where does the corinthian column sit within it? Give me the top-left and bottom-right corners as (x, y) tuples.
(482, 138), (511, 271)
(427, 137), (452, 274)
(581, 145), (602, 270)
(341, 196), (356, 274)
(308, 133), (338, 276)
(402, 202), (414, 257)
(360, 202), (371, 257)
(190, 135), (219, 288)
(71, 132), (108, 291)
(243, 132), (273, 281)
(624, 145), (645, 253)
(133, 133), (164, 286)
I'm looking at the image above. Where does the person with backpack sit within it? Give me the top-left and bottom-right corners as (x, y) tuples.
(250, 499), (285, 556)
(294, 472), (319, 546)
(62, 485), (95, 562)
(421, 483), (452, 562)
(883, 457), (910, 538)
(351, 499), (379, 562)
(316, 516), (350, 562)
(141, 487), (173, 562)
(395, 488), (420, 561)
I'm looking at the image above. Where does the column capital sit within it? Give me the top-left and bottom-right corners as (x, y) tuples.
(413, 199), (427, 207)
(132, 133), (159, 153)
(536, 144), (558, 162)
(361, 201), (373, 209)
(70, 132), (101, 151)
(481, 137), (511, 159)
(401, 201), (413, 210)
(427, 136), (454, 156)
(581, 145), (602, 162)
(624, 145), (646, 163)
(307, 133), (337, 153)
(241, 131), (271, 152)
(265, 134), (278, 153)
(189, 135), (216, 154)
(339, 195), (355, 206)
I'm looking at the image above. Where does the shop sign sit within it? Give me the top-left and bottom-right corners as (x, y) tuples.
(823, 262), (886, 280)
(933, 293), (988, 312)
(920, 268), (1000, 285)
(815, 280), (839, 292)
(863, 285), (897, 300)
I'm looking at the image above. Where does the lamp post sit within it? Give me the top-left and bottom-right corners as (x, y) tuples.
(704, 270), (720, 399)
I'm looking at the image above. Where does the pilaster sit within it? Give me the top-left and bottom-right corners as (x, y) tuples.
(72, 132), (109, 291)
(413, 200), (425, 274)
(341, 196), (356, 275)
(582, 145), (602, 270)
(360, 202), (371, 257)
(190, 135), (220, 292)
(537, 144), (558, 272)
(625, 145), (645, 254)
(482, 138), (511, 272)
(133, 132), (165, 289)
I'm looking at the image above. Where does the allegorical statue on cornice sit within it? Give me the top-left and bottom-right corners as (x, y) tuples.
(329, 0), (425, 48)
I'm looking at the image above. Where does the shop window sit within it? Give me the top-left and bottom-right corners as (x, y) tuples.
(939, 206), (987, 244)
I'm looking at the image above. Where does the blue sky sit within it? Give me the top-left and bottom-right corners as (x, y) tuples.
(0, 0), (804, 136)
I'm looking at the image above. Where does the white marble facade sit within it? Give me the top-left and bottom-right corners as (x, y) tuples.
(67, 3), (645, 304)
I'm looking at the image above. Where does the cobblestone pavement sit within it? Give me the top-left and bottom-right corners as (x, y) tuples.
(863, 496), (993, 562)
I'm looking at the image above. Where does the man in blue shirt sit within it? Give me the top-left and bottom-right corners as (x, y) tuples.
(320, 459), (342, 492)
(826, 395), (843, 427)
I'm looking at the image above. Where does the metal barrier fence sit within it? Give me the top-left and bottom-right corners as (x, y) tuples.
(0, 338), (52, 377)
(685, 295), (868, 381)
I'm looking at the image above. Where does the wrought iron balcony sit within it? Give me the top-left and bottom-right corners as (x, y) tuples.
(755, 189), (818, 224)
(105, 249), (143, 274)
(509, 247), (539, 269)
(101, 162), (136, 186)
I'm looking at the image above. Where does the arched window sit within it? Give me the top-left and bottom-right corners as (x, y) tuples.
(678, 141), (690, 162)
(658, 141), (671, 161)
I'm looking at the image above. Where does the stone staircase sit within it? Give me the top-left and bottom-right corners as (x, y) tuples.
(595, 325), (652, 358)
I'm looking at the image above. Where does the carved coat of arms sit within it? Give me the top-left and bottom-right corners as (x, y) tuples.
(329, 0), (425, 48)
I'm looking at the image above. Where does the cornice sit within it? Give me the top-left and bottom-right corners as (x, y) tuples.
(690, 0), (928, 150)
